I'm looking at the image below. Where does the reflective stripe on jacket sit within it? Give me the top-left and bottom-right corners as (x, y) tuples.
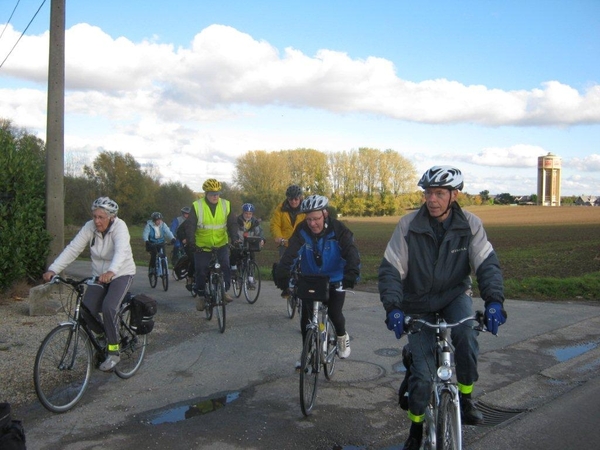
(193, 198), (230, 249)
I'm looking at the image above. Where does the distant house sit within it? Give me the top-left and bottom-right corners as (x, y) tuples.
(515, 195), (535, 205)
(575, 195), (597, 206)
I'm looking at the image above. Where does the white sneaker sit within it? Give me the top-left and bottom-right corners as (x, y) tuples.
(99, 354), (120, 371)
(337, 333), (351, 359)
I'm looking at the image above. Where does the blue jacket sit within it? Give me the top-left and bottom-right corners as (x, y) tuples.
(279, 217), (360, 284)
(142, 220), (174, 245)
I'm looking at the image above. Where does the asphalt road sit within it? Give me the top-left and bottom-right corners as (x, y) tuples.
(15, 261), (600, 450)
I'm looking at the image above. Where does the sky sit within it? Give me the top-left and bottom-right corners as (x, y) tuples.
(0, 0), (599, 196)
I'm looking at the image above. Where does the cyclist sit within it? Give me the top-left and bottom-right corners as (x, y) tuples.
(142, 212), (175, 274)
(181, 178), (238, 311)
(230, 203), (265, 287)
(378, 166), (507, 450)
(270, 184), (306, 297)
(170, 206), (191, 263)
(42, 197), (136, 372)
(274, 194), (360, 367)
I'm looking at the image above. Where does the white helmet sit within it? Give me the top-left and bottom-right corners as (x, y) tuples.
(91, 197), (119, 215)
(418, 166), (464, 191)
(301, 195), (329, 213)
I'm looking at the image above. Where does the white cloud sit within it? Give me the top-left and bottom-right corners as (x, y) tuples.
(3, 23), (599, 127)
(566, 154), (600, 172)
(1, 23), (599, 195)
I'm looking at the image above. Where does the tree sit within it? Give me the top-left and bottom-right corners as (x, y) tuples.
(480, 190), (490, 202)
(0, 120), (50, 290)
(494, 193), (515, 205)
(83, 151), (158, 223)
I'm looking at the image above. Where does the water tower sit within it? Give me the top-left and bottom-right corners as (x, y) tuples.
(537, 152), (561, 206)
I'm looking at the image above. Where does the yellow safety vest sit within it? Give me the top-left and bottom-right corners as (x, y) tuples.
(193, 198), (230, 249)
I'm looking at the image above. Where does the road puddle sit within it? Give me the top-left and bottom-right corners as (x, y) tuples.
(148, 391), (241, 425)
(549, 341), (599, 362)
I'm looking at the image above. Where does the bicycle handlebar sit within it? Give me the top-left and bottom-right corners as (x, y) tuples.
(48, 275), (98, 287)
(405, 311), (487, 333)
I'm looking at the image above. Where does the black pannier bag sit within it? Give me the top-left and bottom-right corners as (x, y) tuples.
(130, 294), (158, 335)
(0, 403), (26, 450)
(296, 274), (330, 302)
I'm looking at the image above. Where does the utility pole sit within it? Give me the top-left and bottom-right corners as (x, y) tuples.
(45, 0), (65, 264)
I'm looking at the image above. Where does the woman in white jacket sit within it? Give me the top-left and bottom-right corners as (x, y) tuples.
(42, 197), (136, 372)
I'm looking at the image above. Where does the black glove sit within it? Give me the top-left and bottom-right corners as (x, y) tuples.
(171, 238), (176, 245)
(145, 241), (152, 251)
(342, 274), (356, 289)
(273, 266), (291, 290)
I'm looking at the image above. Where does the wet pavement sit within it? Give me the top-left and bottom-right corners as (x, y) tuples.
(15, 261), (600, 449)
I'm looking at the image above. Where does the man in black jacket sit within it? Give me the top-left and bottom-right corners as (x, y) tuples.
(378, 166), (507, 450)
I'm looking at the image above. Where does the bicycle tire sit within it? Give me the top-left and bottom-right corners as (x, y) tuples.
(161, 258), (169, 291)
(114, 304), (148, 379)
(323, 318), (337, 380)
(299, 328), (319, 416)
(287, 294), (296, 319)
(231, 267), (242, 298)
(205, 281), (213, 320)
(214, 276), (226, 333)
(34, 324), (93, 413)
(242, 260), (261, 304)
(423, 401), (437, 450)
(436, 390), (461, 450)
(148, 267), (157, 288)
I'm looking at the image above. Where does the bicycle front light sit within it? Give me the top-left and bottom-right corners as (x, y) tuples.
(437, 366), (453, 381)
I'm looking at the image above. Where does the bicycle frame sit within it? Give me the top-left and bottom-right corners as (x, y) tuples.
(406, 313), (484, 450)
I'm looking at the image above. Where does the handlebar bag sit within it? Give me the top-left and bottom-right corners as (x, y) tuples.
(296, 274), (330, 302)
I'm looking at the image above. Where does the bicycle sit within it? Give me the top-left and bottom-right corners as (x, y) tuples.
(231, 237), (262, 304)
(404, 311), (486, 450)
(285, 268), (302, 320)
(202, 247), (226, 333)
(33, 276), (148, 413)
(298, 276), (345, 416)
(148, 243), (169, 291)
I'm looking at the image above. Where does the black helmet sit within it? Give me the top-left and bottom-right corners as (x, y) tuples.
(151, 212), (163, 220)
(285, 184), (303, 199)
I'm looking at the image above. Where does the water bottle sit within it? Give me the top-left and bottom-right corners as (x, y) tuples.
(248, 276), (254, 283)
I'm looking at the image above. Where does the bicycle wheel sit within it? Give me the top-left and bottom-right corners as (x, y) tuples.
(148, 266), (157, 288)
(214, 276), (226, 333)
(243, 260), (261, 304)
(205, 281), (213, 320)
(323, 318), (337, 380)
(161, 258), (169, 291)
(34, 324), (93, 413)
(287, 294), (297, 319)
(114, 305), (147, 379)
(299, 328), (319, 416)
(436, 390), (461, 450)
(231, 267), (242, 298)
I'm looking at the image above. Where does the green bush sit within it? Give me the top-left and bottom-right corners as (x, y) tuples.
(0, 120), (50, 290)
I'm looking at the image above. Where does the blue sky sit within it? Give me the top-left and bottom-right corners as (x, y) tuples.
(1, 0), (599, 196)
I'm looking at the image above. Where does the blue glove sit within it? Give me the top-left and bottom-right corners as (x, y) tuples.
(485, 302), (506, 335)
(386, 309), (405, 339)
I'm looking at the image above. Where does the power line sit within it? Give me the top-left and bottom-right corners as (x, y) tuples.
(0, 0), (47, 71)
(0, 0), (22, 42)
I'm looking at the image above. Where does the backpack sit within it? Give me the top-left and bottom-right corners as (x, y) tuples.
(0, 403), (26, 450)
(129, 294), (158, 335)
